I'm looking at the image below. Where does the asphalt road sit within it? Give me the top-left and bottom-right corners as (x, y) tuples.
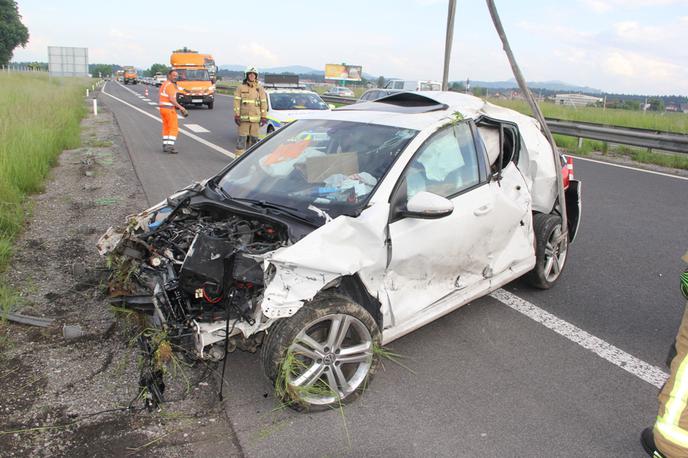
(100, 80), (688, 457)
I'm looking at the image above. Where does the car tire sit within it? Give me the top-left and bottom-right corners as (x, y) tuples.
(207, 102), (214, 109)
(526, 213), (568, 289)
(260, 293), (381, 411)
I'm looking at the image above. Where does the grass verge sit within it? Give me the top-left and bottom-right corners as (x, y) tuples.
(0, 72), (89, 314)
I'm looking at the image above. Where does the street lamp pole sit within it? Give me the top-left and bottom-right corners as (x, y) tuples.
(442, 0), (457, 91)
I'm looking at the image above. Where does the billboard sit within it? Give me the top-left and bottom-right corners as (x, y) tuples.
(325, 64), (362, 82)
(48, 46), (89, 77)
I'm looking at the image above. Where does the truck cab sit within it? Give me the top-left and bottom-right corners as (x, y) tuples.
(123, 67), (137, 85)
(170, 52), (216, 109)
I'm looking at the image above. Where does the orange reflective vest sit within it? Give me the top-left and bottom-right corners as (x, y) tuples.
(159, 81), (177, 109)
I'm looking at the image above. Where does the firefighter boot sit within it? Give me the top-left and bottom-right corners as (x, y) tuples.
(235, 149), (245, 157)
(641, 427), (666, 457)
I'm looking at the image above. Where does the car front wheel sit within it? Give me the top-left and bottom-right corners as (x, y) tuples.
(261, 293), (380, 411)
(526, 213), (568, 289)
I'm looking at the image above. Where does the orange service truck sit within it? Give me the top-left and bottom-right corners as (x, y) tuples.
(123, 67), (137, 85)
(170, 51), (215, 109)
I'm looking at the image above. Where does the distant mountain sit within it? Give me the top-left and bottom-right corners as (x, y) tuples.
(459, 78), (602, 94)
(219, 64), (323, 74)
(218, 64), (375, 80)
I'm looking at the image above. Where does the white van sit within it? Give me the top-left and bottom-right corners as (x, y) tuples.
(384, 79), (441, 91)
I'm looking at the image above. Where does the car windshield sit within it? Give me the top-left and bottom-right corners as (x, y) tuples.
(420, 82), (441, 91)
(217, 120), (417, 220)
(270, 93), (328, 111)
(177, 69), (210, 81)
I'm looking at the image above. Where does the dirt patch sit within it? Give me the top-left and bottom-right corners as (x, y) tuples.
(1, 91), (241, 456)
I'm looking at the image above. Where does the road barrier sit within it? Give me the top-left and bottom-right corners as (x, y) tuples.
(320, 95), (688, 154)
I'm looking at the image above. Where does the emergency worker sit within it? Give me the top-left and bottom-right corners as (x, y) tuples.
(233, 66), (267, 156)
(159, 69), (188, 154)
(642, 251), (688, 457)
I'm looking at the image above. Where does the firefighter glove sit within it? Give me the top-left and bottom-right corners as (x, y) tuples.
(234, 115), (240, 126)
(260, 117), (267, 127)
(181, 108), (189, 118)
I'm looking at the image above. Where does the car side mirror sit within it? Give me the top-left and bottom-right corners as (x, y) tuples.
(400, 191), (454, 219)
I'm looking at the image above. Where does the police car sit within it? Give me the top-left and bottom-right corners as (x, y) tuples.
(260, 86), (332, 138)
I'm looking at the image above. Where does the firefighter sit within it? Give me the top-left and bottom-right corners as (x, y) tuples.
(159, 69), (188, 154)
(233, 66), (267, 156)
(642, 251), (688, 457)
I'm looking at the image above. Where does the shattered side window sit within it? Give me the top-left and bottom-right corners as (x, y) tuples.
(404, 122), (480, 200)
(218, 120), (417, 218)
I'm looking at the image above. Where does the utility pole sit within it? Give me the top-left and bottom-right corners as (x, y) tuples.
(442, 0), (457, 91)
(485, 0), (567, 234)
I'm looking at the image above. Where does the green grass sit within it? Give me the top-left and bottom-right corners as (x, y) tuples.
(487, 98), (688, 134)
(0, 72), (88, 312)
(488, 98), (688, 169)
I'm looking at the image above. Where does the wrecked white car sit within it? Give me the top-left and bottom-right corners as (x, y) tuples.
(98, 92), (581, 410)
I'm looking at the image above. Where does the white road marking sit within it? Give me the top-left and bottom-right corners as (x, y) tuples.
(184, 123), (210, 133)
(491, 289), (669, 389)
(147, 102), (157, 106)
(142, 98), (151, 102)
(572, 155), (688, 181)
(102, 82), (235, 159)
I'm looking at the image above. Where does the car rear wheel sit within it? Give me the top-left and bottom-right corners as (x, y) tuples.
(526, 213), (568, 289)
(261, 293), (380, 411)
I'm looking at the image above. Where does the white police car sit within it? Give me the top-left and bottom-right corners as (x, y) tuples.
(260, 88), (331, 138)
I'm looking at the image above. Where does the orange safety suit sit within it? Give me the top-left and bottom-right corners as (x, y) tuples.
(233, 80), (267, 155)
(159, 80), (179, 149)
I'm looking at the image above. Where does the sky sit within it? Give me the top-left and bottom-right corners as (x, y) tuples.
(11, 0), (688, 95)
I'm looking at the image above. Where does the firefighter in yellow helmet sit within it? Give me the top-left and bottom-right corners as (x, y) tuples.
(641, 251), (688, 457)
(233, 66), (267, 156)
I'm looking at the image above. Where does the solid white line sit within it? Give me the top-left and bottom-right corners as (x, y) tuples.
(490, 289), (669, 389)
(184, 123), (210, 133)
(102, 82), (235, 159)
(572, 155), (688, 181)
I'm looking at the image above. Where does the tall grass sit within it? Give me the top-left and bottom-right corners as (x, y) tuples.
(0, 72), (88, 274)
(487, 98), (688, 134)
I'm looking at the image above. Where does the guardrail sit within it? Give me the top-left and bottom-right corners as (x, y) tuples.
(320, 95), (688, 154)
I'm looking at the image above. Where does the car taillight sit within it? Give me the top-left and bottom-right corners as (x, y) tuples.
(562, 156), (573, 189)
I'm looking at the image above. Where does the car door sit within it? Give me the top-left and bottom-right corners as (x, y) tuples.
(384, 122), (496, 326)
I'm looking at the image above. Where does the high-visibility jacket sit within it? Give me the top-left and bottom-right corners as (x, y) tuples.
(234, 81), (267, 123)
(159, 80), (178, 110)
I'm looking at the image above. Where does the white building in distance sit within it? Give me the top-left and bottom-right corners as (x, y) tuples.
(553, 93), (603, 107)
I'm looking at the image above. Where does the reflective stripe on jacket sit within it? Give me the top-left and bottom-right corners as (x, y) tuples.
(159, 80), (177, 109)
(233, 82), (267, 122)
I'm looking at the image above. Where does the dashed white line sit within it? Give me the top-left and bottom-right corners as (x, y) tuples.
(142, 98), (151, 102)
(184, 123), (210, 133)
(491, 288), (669, 389)
(102, 82), (235, 159)
(147, 102), (157, 106)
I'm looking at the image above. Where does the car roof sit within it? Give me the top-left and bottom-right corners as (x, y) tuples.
(265, 88), (320, 95)
(298, 91), (539, 132)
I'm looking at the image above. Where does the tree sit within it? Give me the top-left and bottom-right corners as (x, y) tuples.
(147, 63), (170, 77)
(0, 0), (29, 66)
(377, 75), (385, 88)
(172, 47), (196, 53)
(89, 63), (114, 78)
(449, 81), (465, 92)
(472, 87), (487, 97)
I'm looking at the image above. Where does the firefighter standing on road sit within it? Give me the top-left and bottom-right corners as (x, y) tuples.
(233, 66), (267, 156)
(159, 69), (188, 154)
(642, 251), (688, 457)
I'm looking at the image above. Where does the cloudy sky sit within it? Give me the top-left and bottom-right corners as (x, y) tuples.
(11, 0), (688, 95)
